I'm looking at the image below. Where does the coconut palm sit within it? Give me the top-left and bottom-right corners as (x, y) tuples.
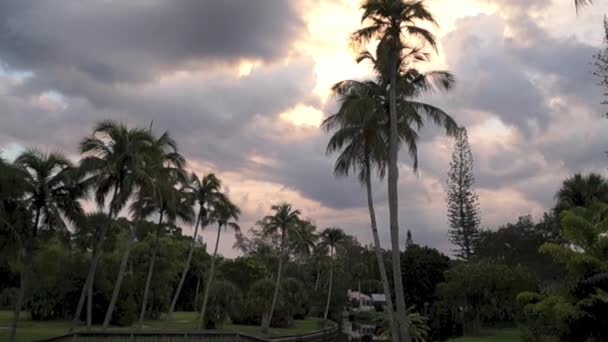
(101, 129), (180, 329)
(289, 219), (317, 270)
(71, 120), (155, 330)
(10, 149), (83, 342)
(352, 1), (452, 339)
(136, 134), (191, 329)
(319, 227), (346, 321)
(259, 203), (301, 333)
(198, 197), (240, 329)
(167, 173), (225, 321)
(555, 173), (608, 214)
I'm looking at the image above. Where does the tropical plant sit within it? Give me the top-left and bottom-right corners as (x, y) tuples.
(554, 173), (608, 214)
(167, 173), (225, 320)
(198, 196), (240, 329)
(519, 203), (608, 341)
(351, 1), (456, 338)
(10, 149), (83, 342)
(203, 280), (243, 329)
(323, 77), (398, 341)
(320, 227), (346, 321)
(71, 120), (156, 330)
(259, 203), (301, 333)
(136, 132), (191, 328)
(288, 219), (317, 270)
(102, 128), (182, 329)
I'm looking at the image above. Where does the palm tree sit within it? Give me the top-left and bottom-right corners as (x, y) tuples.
(575, 0), (592, 11)
(319, 227), (346, 321)
(136, 134), (191, 329)
(555, 173), (608, 214)
(259, 203), (301, 333)
(167, 173), (225, 321)
(288, 219), (317, 270)
(352, 2), (454, 339)
(11, 149), (83, 342)
(101, 129), (178, 329)
(71, 120), (155, 330)
(198, 197), (240, 329)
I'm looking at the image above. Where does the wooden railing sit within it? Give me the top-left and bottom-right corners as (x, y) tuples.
(37, 326), (339, 342)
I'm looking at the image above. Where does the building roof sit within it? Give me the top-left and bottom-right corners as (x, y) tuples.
(371, 294), (386, 302)
(348, 290), (371, 301)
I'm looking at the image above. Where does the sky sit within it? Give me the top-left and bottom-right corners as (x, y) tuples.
(1, 0), (608, 257)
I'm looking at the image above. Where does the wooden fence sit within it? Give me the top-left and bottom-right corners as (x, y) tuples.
(37, 326), (339, 342)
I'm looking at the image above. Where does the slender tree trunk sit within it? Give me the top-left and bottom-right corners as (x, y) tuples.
(262, 229), (286, 333)
(314, 267), (321, 291)
(86, 274), (92, 330)
(71, 187), (119, 331)
(9, 246), (32, 342)
(388, 53), (410, 342)
(102, 215), (140, 329)
(138, 210), (164, 329)
(323, 247), (334, 321)
(365, 166), (400, 342)
(193, 276), (201, 310)
(167, 213), (202, 321)
(10, 207), (40, 342)
(198, 224), (222, 329)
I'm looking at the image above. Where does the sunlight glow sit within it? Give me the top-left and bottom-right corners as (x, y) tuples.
(279, 104), (324, 128)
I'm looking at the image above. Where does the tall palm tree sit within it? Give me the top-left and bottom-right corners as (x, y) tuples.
(320, 227), (346, 321)
(322, 81), (399, 341)
(101, 129), (179, 329)
(136, 134), (191, 329)
(198, 197), (240, 329)
(352, 2), (453, 339)
(289, 219), (317, 270)
(167, 173), (225, 321)
(71, 120), (155, 330)
(555, 173), (608, 214)
(259, 203), (301, 333)
(11, 149), (83, 342)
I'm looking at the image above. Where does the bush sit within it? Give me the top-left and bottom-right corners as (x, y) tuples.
(0, 287), (18, 310)
(203, 280), (243, 329)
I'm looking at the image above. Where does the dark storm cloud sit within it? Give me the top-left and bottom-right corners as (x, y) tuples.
(0, 0), (304, 84)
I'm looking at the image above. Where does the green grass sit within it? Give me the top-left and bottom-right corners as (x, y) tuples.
(0, 310), (328, 342)
(447, 328), (522, 342)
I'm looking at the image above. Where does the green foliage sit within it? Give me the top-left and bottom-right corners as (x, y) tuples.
(447, 128), (481, 260)
(401, 244), (450, 309)
(438, 261), (538, 335)
(519, 205), (608, 342)
(203, 280), (243, 329)
(218, 256), (271, 294)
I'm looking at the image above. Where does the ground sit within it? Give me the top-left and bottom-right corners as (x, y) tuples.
(0, 311), (328, 342)
(447, 328), (521, 342)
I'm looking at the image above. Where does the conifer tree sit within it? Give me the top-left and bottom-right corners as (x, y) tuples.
(446, 128), (481, 260)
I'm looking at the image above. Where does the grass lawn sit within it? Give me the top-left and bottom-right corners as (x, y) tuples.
(0, 310), (329, 342)
(447, 328), (522, 342)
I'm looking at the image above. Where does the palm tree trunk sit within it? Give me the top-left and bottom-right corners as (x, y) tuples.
(388, 52), (410, 342)
(9, 207), (40, 342)
(138, 210), (164, 329)
(262, 229), (286, 333)
(9, 246), (32, 342)
(198, 224), (222, 329)
(323, 247), (334, 321)
(193, 276), (201, 310)
(86, 275), (92, 330)
(102, 215), (140, 329)
(365, 164), (400, 342)
(167, 213), (202, 321)
(314, 267), (321, 291)
(71, 187), (120, 331)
